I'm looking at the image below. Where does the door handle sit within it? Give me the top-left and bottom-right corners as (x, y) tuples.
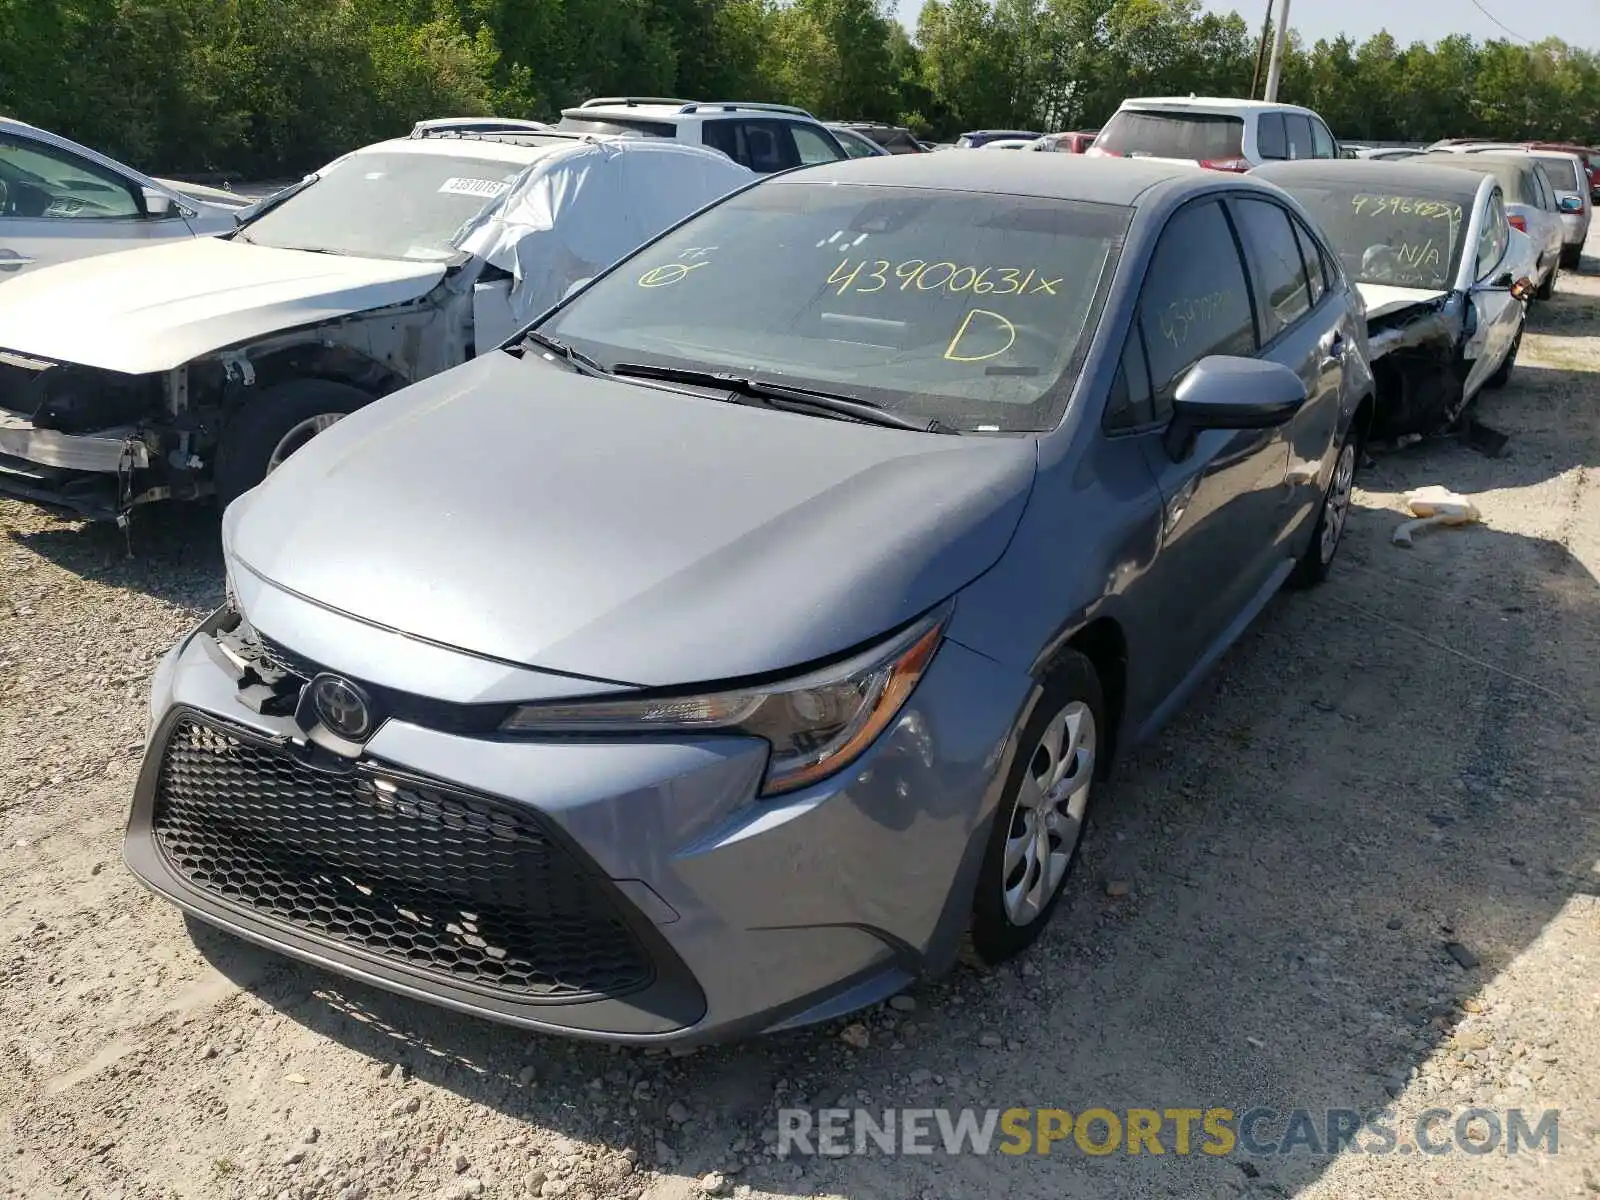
(0, 250), (34, 272)
(1319, 331), (1345, 366)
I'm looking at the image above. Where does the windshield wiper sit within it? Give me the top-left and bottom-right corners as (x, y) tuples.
(610, 363), (955, 433)
(513, 330), (611, 377)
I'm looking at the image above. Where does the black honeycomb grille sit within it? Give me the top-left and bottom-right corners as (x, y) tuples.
(254, 631), (321, 682)
(151, 716), (653, 1000)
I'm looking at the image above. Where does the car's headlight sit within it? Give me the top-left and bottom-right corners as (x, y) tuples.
(500, 604), (950, 796)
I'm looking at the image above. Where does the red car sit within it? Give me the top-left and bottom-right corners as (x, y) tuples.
(1036, 130), (1099, 154)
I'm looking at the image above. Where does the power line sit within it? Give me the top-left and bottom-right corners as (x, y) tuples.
(1466, 0), (1530, 44)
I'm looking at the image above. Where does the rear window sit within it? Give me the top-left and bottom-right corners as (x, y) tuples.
(556, 116), (675, 138)
(543, 182), (1132, 432)
(1272, 182), (1469, 291)
(1533, 155), (1581, 191)
(1095, 110), (1244, 162)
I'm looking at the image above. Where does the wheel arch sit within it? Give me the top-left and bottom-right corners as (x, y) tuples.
(1041, 616), (1128, 777)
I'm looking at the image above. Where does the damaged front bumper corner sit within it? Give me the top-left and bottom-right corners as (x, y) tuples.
(1365, 296), (1468, 440)
(0, 410), (153, 520)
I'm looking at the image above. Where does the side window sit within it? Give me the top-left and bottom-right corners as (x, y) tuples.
(1311, 119), (1336, 160)
(1283, 114), (1313, 161)
(1257, 114), (1287, 161)
(1104, 329), (1156, 431)
(1476, 192), (1510, 279)
(743, 121), (800, 172)
(1290, 217), (1327, 305)
(700, 120), (801, 172)
(791, 123), (845, 165)
(700, 119), (741, 164)
(0, 135), (142, 219)
(1233, 197), (1313, 340)
(1533, 167), (1556, 210)
(1132, 199), (1257, 419)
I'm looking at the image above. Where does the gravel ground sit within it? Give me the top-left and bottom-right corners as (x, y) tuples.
(3, 242), (1599, 1200)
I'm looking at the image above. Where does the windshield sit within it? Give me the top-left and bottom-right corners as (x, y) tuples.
(539, 182), (1130, 432)
(1531, 154), (1581, 191)
(237, 151), (527, 260)
(1094, 110), (1243, 160)
(1277, 184), (1468, 291)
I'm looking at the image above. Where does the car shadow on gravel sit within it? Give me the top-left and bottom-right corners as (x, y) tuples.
(1357, 363), (1599, 496)
(1528, 285), (1600, 336)
(5, 503), (225, 611)
(183, 487), (1600, 1199)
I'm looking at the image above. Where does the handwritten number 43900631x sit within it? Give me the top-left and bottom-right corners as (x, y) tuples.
(828, 258), (1062, 298)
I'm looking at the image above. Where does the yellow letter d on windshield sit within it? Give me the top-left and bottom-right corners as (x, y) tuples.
(943, 308), (1017, 362)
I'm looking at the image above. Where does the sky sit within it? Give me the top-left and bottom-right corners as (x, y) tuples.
(890, 0), (1600, 49)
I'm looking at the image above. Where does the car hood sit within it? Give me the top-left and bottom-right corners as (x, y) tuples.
(227, 353), (1039, 687)
(0, 237), (446, 373)
(1356, 282), (1450, 321)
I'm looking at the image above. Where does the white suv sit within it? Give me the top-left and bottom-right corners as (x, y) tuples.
(556, 98), (849, 173)
(1088, 97), (1342, 173)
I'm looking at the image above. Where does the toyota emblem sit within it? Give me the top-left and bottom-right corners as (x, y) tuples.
(309, 674), (374, 741)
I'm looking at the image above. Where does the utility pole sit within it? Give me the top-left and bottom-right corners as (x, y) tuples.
(1250, 0), (1274, 100)
(1263, 0), (1291, 102)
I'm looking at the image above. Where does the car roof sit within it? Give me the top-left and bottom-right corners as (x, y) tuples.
(1420, 149), (1537, 176)
(782, 151), (1253, 206)
(1121, 96), (1319, 116)
(358, 131), (622, 164)
(561, 99), (821, 122)
(1253, 158), (1487, 203)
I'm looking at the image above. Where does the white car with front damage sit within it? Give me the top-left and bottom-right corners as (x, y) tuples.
(0, 129), (753, 520)
(1254, 158), (1534, 440)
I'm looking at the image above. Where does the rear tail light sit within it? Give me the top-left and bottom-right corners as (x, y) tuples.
(1199, 157), (1252, 173)
(1509, 214), (1528, 232)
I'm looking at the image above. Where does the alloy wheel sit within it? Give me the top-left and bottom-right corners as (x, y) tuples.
(266, 412), (346, 474)
(1320, 441), (1356, 565)
(1002, 700), (1096, 926)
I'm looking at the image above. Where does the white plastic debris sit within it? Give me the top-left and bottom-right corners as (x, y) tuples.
(1392, 485), (1481, 547)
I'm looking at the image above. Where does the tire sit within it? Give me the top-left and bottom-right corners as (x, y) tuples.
(213, 378), (372, 509)
(1287, 431), (1357, 589)
(1561, 244), (1582, 270)
(1536, 264), (1556, 300)
(1486, 326), (1521, 390)
(966, 651), (1104, 966)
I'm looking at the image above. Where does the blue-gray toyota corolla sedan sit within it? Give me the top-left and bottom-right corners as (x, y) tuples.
(126, 154), (1375, 1043)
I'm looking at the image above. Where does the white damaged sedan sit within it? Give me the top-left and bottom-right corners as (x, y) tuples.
(0, 129), (752, 519)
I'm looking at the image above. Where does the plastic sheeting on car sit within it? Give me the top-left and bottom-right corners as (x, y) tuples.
(453, 138), (754, 325)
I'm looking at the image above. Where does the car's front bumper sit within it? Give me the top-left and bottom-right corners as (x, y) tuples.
(126, 594), (1032, 1044)
(0, 412), (148, 520)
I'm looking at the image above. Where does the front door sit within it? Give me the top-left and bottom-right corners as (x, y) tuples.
(1463, 190), (1521, 397)
(0, 133), (194, 280)
(1104, 196), (1291, 717)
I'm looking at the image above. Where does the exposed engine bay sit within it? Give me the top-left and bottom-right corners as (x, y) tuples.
(1364, 293), (1470, 440)
(0, 279), (481, 521)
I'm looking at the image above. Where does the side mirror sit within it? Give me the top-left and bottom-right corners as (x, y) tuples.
(1558, 195), (1584, 214)
(1164, 356), (1307, 461)
(141, 187), (175, 218)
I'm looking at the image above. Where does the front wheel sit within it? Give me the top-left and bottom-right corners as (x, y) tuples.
(967, 652), (1104, 966)
(1288, 433), (1356, 589)
(213, 378), (372, 509)
(1486, 326), (1521, 390)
